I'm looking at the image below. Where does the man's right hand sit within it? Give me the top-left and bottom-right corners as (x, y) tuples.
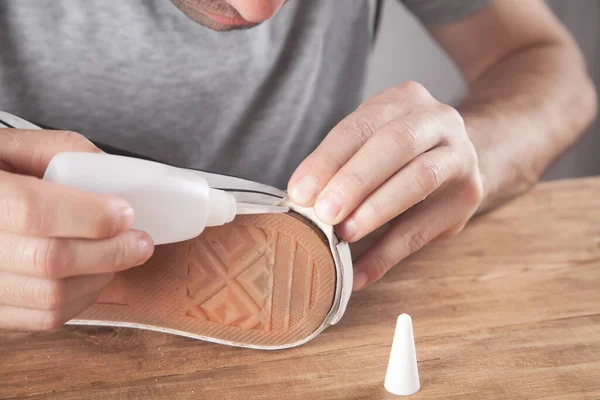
(0, 129), (154, 331)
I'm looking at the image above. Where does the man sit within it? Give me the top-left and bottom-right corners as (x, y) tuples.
(0, 0), (596, 331)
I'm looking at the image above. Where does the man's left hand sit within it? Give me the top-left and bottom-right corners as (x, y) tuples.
(287, 81), (484, 291)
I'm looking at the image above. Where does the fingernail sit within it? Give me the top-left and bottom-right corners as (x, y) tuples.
(289, 176), (320, 205)
(137, 235), (154, 263)
(353, 272), (368, 291)
(338, 219), (357, 241)
(314, 192), (342, 223)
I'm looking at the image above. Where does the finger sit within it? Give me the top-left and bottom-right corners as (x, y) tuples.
(352, 185), (476, 291)
(287, 82), (434, 207)
(313, 112), (446, 225)
(0, 171), (135, 238)
(0, 230), (154, 278)
(0, 271), (114, 310)
(287, 105), (405, 206)
(337, 147), (463, 242)
(0, 128), (100, 177)
(0, 292), (101, 331)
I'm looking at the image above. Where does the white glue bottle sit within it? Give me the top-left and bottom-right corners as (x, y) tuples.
(43, 152), (237, 245)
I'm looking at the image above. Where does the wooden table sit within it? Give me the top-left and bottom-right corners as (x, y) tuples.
(1, 177), (599, 399)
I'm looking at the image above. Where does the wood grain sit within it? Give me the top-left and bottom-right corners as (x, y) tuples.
(1, 177), (599, 400)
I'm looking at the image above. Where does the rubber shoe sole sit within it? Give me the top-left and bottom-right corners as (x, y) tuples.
(70, 212), (337, 349)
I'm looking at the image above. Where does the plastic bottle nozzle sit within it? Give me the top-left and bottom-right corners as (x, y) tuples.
(205, 188), (237, 227)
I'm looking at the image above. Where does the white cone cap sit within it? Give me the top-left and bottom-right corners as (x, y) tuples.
(384, 314), (420, 396)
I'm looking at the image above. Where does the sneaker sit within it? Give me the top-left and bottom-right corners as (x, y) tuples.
(0, 111), (354, 350)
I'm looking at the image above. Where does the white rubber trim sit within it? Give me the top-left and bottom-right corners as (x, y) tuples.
(331, 241), (353, 324)
(0, 110), (43, 130)
(192, 170), (287, 199)
(66, 319), (330, 351)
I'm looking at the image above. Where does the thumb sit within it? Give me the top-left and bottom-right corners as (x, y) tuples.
(0, 128), (102, 178)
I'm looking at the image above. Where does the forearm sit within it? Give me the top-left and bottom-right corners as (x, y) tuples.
(459, 41), (597, 213)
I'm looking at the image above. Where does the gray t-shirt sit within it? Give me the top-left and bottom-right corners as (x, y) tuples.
(0, 0), (489, 188)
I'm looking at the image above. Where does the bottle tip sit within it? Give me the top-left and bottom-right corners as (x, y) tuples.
(205, 188), (237, 227)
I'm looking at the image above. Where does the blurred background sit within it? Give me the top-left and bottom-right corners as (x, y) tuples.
(366, 0), (600, 180)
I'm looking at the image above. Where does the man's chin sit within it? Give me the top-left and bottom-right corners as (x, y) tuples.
(202, 20), (261, 31)
(170, 0), (261, 31)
